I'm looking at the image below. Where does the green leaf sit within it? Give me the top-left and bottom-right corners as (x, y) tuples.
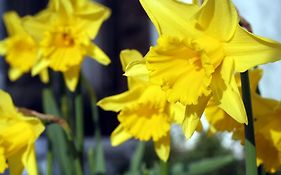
(184, 155), (235, 175)
(43, 88), (75, 175)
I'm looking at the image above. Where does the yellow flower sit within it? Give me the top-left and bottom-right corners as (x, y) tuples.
(0, 12), (48, 83)
(98, 50), (186, 161)
(0, 90), (45, 175)
(24, 0), (111, 91)
(205, 69), (281, 173)
(139, 0), (281, 138)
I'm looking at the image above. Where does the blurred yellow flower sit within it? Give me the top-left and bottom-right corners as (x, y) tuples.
(139, 0), (281, 138)
(24, 0), (111, 91)
(0, 90), (45, 175)
(0, 12), (48, 83)
(206, 69), (281, 173)
(98, 50), (186, 161)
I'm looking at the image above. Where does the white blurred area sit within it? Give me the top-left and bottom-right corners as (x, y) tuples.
(151, 0), (281, 159)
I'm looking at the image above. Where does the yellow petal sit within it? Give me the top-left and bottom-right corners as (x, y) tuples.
(86, 43), (110, 66)
(182, 95), (209, 138)
(0, 147), (7, 173)
(211, 59), (247, 124)
(32, 59), (50, 76)
(0, 40), (7, 55)
(111, 125), (132, 146)
(22, 144), (38, 175)
(120, 49), (143, 72)
(154, 134), (170, 162)
(140, 0), (199, 37)
(225, 26), (281, 72)
(0, 90), (17, 117)
(3, 11), (26, 36)
(63, 66), (80, 92)
(8, 68), (23, 81)
(97, 86), (144, 112)
(7, 147), (25, 175)
(194, 0), (238, 41)
(39, 69), (49, 84)
(172, 102), (185, 124)
(248, 68), (263, 92)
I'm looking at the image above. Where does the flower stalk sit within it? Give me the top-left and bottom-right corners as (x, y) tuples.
(240, 71), (258, 175)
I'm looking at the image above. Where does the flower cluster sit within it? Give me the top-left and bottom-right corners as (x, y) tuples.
(98, 0), (281, 165)
(0, 0), (111, 91)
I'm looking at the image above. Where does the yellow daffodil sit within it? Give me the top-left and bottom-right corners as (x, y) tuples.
(0, 12), (48, 83)
(206, 69), (281, 173)
(138, 0), (281, 138)
(23, 0), (111, 91)
(98, 50), (186, 161)
(0, 90), (45, 175)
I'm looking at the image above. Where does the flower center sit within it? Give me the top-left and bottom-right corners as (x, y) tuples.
(53, 31), (75, 47)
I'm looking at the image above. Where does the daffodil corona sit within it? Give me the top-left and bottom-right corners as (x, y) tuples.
(138, 0), (281, 138)
(98, 50), (186, 161)
(0, 90), (45, 175)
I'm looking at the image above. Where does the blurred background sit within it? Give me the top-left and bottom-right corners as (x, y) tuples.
(1, 0), (281, 174)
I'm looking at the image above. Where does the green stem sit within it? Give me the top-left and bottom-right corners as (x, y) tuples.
(47, 141), (53, 175)
(240, 71), (258, 175)
(74, 77), (84, 175)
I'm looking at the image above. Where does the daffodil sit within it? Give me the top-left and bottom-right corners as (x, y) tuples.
(139, 0), (281, 138)
(205, 69), (281, 173)
(0, 12), (48, 83)
(0, 90), (45, 175)
(98, 50), (186, 161)
(23, 0), (111, 91)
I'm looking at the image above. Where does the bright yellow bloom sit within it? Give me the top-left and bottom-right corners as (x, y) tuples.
(138, 0), (281, 138)
(206, 69), (281, 173)
(98, 50), (186, 161)
(0, 90), (45, 175)
(0, 12), (48, 83)
(24, 0), (111, 91)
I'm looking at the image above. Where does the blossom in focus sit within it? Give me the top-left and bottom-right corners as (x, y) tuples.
(24, 0), (111, 91)
(138, 0), (281, 139)
(205, 69), (281, 173)
(0, 12), (48, 83)
(97, 50), (188, 161)
(0, 90), (45, 175)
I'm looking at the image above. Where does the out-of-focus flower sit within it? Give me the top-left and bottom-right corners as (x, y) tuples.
(206, 69), (281, 173)
(0, 12), (48, 82)
(0, 90), (45, 175)
(24, 0), (111, 91)
(138, 0), (281, 138)
(98, 50), (187, 161)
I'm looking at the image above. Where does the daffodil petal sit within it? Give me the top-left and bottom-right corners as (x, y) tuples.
(211, 59), (247, 124)
(87, 43), (110, 65)
(3, 11), (26, 36)
(32, 59), (50, 76)
(39, 69), (49, 84)
(8, 68), (23, 81)
(140, 0), (199, 37)
(0, 147), (7, 173)
(7, 147), (25, 175)
(22, 144), (38, 175)
(0, 90), (17, 117)
(120, 49), (143, 72)
(225, 26), (281, 72)
(194, 0), (238, 41)
(172, 102), (185, 124)
(111, 125), (132, 146)
(97, 86), (143, 112)
(154, 134), (170, 162)
(63, 66), (80, 92)
(182, 96), (209, 138)
(22, 16), (48, 42)
(0, 40), (7, 55)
